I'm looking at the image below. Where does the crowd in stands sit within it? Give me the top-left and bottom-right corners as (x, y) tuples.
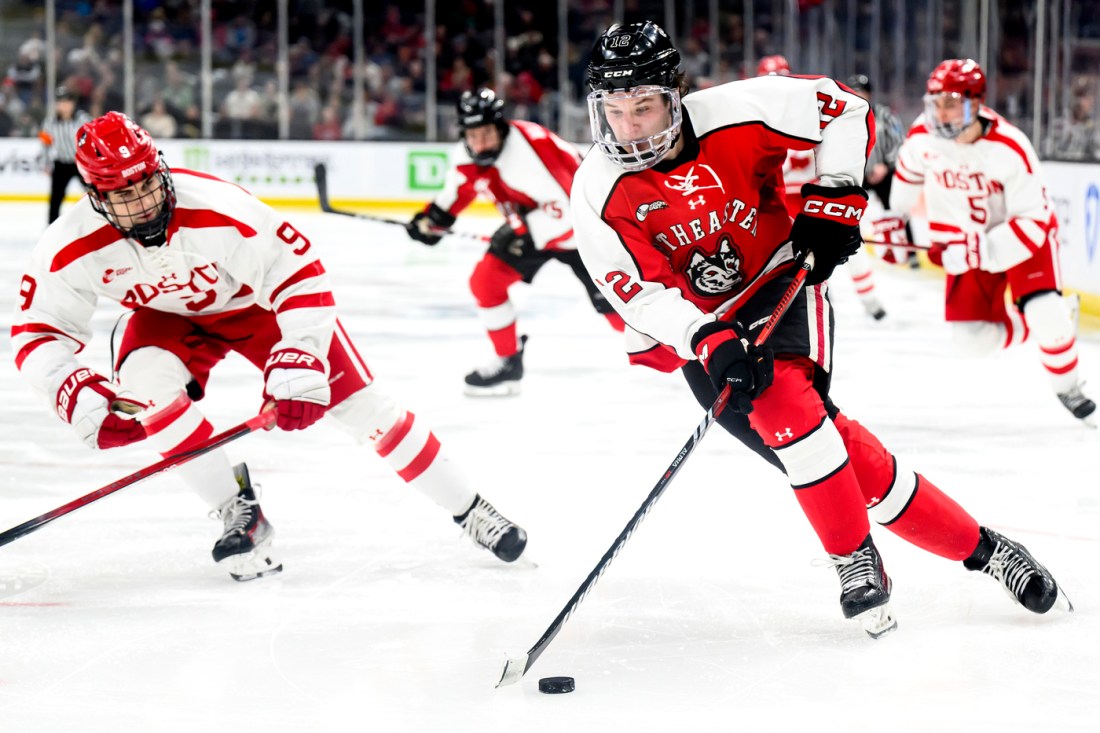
(0, 0), (1096, 159)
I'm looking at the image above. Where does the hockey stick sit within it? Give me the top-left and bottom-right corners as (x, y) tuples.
(0, 408), (276, 549)
(495, 251), (816, 688)
(313, 163), (490, 242)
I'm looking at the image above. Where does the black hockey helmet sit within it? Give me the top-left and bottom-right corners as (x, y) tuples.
(456, 88), (509, 166)
(846, 74), (872, 94)
(585, 21), (682, 93)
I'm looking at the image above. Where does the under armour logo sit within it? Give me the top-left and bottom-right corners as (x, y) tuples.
(866, 497), (881, 508)
(688, 195), (705, 209)
(774, 428), (794, 442)
(369, 429), (384, 441)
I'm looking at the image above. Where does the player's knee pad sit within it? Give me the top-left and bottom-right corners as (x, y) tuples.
(325, 386), (404, 445)
(1021, 290), (1073, 346)
(117, 346), (193, 407)
(949, 321), (1003, 356)
(469, 255), (519, 308)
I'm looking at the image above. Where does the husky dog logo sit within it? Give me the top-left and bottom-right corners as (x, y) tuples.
(635, 200), (669, 221)
(685, 239), (743, 296)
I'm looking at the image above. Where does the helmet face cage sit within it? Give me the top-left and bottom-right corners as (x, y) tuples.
(75, 112), (177, 244)
(588, 86), (682, 172)
(86, 160), (177, 244)
(585, 22), (683, 171)
(922, 92), (978, 139)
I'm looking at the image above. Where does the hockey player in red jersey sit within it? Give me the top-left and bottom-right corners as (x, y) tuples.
(406, 89), (625, 396)
(756, 55), (887, 320)
(572, 21), (1071, 637)
(876, 59), (1095, 424)
(11, 112), (527, 580)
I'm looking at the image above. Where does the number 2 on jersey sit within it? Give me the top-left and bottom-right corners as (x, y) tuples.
(605, 270), (640, 302)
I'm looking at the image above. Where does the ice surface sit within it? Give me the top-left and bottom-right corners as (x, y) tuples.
(0, 203), (1096, 732)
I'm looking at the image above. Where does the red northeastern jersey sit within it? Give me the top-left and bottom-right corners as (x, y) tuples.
(572, 75), (872, 370)
(432, 119), (581, 250)
(891, 108), (1056, 273)
(12, 169), (336, 401)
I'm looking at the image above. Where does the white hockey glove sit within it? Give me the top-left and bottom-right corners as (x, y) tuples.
(56, 368), (147, 450)
(263, 348), (331, 431)
(938, 231), (990, 275)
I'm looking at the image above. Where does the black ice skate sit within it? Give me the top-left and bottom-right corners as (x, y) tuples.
(822, 535), (897, 639)
(464, 335), (527, 397)
(454, 494), (527, 562)
(211, 463), (283, 582)
(964, 526), (1073, 613)
(860, 294), (887, 321)
(1056, 384), (1096, 426)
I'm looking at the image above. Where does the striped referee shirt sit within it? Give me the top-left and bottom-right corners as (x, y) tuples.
(40, 110), (93, 164)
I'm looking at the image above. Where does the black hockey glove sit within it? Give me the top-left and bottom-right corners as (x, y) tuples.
(691, 321), (775, 415)
(406, 204), (456, 246)
(788, 183), (868, 286)
(488, 220), (536, 265)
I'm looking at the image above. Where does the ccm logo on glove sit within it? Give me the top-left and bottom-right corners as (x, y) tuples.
(801, 198), (865, 222)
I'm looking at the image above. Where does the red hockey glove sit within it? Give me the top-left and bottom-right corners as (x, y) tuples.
(263, 348), (331, 431)
(788, 183), (868, 286)
(691, 321), (774, 415)
(55, 368), (147, 449)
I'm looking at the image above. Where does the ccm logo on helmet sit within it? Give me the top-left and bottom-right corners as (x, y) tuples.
(803, 199), (864, 221)
(603, 70), (634, 78)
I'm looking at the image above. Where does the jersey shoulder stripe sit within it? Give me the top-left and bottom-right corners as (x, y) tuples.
(49, 224), (124, 272)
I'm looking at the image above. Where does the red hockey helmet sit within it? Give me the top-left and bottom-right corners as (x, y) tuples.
(74, 112), (176, 245)
(926, 59), (986, 99)
(756, 55), (791, 77)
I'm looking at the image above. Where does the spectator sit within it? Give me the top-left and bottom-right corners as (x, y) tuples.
(313, 104), (343, 140)
(141, 98), (178, 139)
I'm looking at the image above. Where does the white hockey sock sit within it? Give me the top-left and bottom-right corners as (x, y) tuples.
(1025, 292), (1081, 392)
(374, 411), (476, 515)
(142, 394), (239, 509)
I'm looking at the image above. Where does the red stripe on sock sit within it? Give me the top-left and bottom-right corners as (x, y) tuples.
(1044, 357), (1079, 375)
(398, 434), (440, 482)
(163, 419), (215, 458)
(375, 412), (414, 457)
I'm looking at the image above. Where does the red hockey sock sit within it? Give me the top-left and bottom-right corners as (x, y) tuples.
(878, 474), (980, 560)
(487, 323), (519, 357)
(792, 465), (871, 555)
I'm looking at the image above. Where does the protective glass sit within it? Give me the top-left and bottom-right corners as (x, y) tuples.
(587, 86), (682, 172)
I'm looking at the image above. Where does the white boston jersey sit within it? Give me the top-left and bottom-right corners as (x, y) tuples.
(891, 108), (1054, 272)
(432, 120), (581, 250)
(12, 169), (336, 403)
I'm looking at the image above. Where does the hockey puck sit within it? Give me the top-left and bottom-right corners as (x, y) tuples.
(538, 676), (575, 694)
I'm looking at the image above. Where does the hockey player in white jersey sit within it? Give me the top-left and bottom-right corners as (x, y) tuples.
(406, 89), (625, 396)
(879, 59), (1095, 424)
(11, 112), (527, 580)
(757, 56), (887, 320)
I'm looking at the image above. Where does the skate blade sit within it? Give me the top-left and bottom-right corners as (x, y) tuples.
(855, 603), (898, 639)
(463, 381), (521, 397)
(219, 546), (283, 582)
(1054, 586), (1074, 613)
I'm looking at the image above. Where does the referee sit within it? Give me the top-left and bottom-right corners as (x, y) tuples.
(39, 86), (91, 224)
